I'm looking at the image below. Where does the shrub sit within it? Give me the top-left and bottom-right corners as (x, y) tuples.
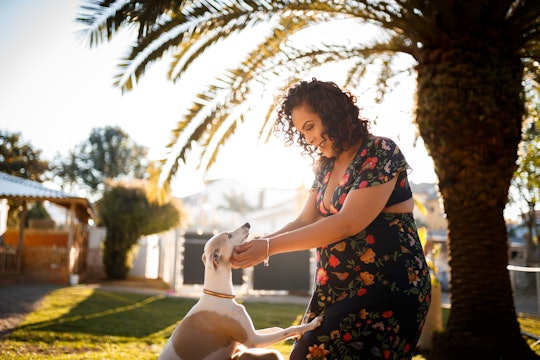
(97, 183), (180, 279)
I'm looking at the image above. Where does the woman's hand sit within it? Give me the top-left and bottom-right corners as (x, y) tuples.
(231, 239), (268, 269)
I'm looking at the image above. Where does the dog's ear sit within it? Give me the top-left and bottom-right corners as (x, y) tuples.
(212, 248), (221, 270)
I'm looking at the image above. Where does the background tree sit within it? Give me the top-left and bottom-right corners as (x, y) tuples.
(24, 202), (53, 228)
(78, 1), (540, 358)
(53, 126), (149, 199)
(218, 189), (256, 217)
(0, 130), (48, 181)
(96, 181), (181, 279)
(510, 91), (540, 264)
(0, 130), (49, 228)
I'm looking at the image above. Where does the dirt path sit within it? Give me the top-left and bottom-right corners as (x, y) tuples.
(0, 284), (60, 339)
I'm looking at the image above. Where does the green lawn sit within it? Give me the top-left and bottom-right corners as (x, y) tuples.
(1, 285), (539, 359)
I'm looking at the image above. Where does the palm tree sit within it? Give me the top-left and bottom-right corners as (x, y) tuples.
(78, 1), (540, 358)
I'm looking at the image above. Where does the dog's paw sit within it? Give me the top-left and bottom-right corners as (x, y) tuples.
(306, 315), (323, 330)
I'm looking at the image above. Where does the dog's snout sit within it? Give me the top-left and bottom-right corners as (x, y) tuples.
(243, 223), (250, 229)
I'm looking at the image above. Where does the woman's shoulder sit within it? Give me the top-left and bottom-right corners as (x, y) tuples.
(364, 135), (399, 152)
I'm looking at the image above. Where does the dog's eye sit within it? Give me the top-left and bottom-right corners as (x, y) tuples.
(227, 232), (232, 239)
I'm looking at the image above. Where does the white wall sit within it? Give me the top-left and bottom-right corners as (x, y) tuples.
(0, 199), (8, 238)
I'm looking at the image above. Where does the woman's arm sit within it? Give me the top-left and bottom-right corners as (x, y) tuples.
(232, 176), (398, 268)
(231, 189), (321, 268)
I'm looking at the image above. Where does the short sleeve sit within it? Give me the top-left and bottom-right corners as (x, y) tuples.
(351, 137), (409, 190)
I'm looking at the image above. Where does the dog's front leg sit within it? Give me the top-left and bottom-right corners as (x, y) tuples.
(245, 316), (323, 348)
(255, 327), (283, 334)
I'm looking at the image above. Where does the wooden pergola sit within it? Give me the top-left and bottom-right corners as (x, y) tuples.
(0, 172), (95, 277)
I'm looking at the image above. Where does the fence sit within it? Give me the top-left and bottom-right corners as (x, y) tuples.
(85, 228), (314, 294)
(0, 224), (88, 283)
(508, 264), (540, 315)
(178, 231), (313, 294)
(0, 245), (16, 278)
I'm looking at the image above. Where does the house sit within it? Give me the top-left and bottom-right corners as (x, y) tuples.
(136, 179), (448, 293)
(181, 178), (305, 233)
(0, 172), (94, 283)
(125, 178), (314, 293)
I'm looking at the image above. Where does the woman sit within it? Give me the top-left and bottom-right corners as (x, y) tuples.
(232, 78), (431, 359)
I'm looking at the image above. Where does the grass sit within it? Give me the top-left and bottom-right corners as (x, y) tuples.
(1, 285), (540, 359)
(0, 285), (307, 359)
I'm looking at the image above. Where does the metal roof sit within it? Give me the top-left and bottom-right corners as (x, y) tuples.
(0, 172), (72, 199)
(0, 172), (95, 222)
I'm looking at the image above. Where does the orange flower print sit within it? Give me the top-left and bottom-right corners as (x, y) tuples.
(360, 308), (368, 319)
(328, 255), (340, 268)
(332, 271), (349, 281)
(317, 268), (329, 285)
(360, 271), (374, 286)
(338, 193), (347, 205)
(335, 291), (348, 302)
(382, 310), (394, 318)
(407, 267), (420, 286)
(330, 330), (340, 340)
(307, 343), (330, 360)
(360, 248), (376, 264)
(331, 241), (347, 252)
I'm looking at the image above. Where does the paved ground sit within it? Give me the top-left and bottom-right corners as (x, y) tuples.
(1, 279), (538, 340)
(0, 283), (61, 339)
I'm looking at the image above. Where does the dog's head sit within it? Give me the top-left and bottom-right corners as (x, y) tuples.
(202, 223), (250, 271)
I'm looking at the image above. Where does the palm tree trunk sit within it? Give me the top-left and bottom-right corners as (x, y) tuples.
(415, 47), (538, 359)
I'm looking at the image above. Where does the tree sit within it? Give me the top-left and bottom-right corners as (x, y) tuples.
(25, 202), (52, 228)
(96, 181), (181, 279)
(78, 1), (540, 358)
(219, 189), (256, 217)
(510, 90), (540, 264)
(53, 126), (149, 198)
(0, 130), (48, 181)
(0, 130), (49, 227)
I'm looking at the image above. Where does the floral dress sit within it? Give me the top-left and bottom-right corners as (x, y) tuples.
(290, 136), (431, 360)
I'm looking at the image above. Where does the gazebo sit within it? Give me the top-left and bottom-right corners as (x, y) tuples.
(0, 172), (95, 282)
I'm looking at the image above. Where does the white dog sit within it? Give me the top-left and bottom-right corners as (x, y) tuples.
(159, 223), (322, 360)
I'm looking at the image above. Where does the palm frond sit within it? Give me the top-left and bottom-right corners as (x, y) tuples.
(79, 0), (540, 203)
(76, 0), (134, 46)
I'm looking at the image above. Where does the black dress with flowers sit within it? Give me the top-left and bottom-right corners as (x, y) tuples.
(290, 136), (431, 360)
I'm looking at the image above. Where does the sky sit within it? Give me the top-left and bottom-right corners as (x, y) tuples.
(0, 0), (438, 198)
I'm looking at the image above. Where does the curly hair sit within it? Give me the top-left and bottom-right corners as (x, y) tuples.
(274, 78), (371, 168)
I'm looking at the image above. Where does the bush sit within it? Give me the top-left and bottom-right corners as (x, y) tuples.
(97, 183), (181, 279)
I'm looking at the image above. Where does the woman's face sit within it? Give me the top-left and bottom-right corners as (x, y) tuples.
(291, 104), (335, 158)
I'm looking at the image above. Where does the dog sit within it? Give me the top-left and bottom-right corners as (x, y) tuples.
(159, 223), (322, 360)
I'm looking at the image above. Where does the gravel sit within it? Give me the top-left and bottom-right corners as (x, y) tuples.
(0, 283), (60, 339)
